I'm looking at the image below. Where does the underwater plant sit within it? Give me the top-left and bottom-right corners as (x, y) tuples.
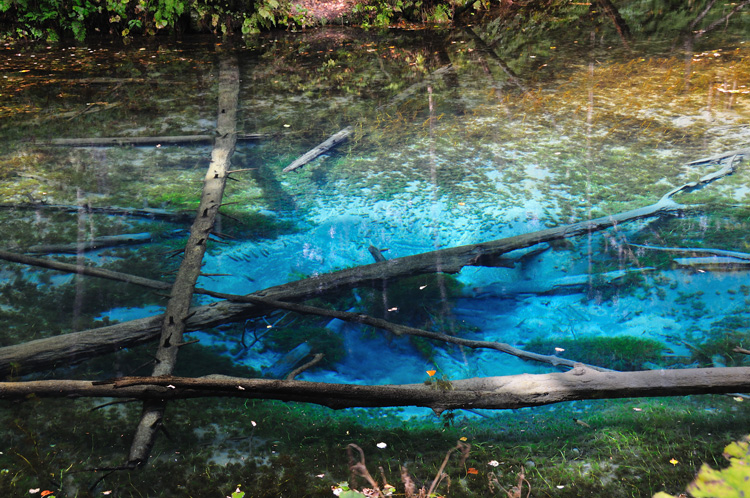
(654, 435), (750, 498)
(523, 336), (666, 371)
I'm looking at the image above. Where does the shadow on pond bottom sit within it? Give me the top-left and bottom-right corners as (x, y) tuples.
(0, 393), (747, 497)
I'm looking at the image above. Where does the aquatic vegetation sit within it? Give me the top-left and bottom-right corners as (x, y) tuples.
(687, 316), (750, 368)
(655, 435), (750, 498)
(523, 336), (666, 371)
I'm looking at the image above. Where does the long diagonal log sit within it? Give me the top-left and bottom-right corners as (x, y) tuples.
(0, 250), (611, 371)
(210, 291), (615, 372)
(628, 243), (750, 260)
(1, 366), (750, 414)
(126, 53), (240, 469)
(0, 156), (738, 378)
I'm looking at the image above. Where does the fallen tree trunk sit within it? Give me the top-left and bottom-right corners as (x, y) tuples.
(674, 257), (750, 270)
(0, 156), (738, 377)
(2, 365), (749, 414)
(127, 52), (241, 468)
(282, 126), (353, 173)
(0, 203), (195, 223)
(35, 133), (268, 147)
(471, 268), (653, 298)
(628, 242), (750, 260)
(281, 63), (457, 174)
(26, 232), (157, 254)
(0, 249), (607, 372)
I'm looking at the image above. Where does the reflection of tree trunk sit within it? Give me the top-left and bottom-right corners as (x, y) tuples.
(0, 155), (741, 378)
(464, 27), (527, 92)
(693, 0), (750, 39)
(594, 0), (632, 49)
(4, 365), (750, 414)
(431, 34), (464, 115)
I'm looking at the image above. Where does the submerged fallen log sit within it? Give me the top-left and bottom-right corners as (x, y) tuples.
(0, 203), (195, 223)
(0, 155), (739, 377)
(26, 232), (156, 254)
(282, 126), (353, 173)
(0, 248), (607, 372)
(2, 365), (750, 413)
(282, 64), (457, 174)
(628, 242), (750, 260)
(674, 257), (750, 270)
(472, 268), (653, 298)
(35, 133), (268, 147)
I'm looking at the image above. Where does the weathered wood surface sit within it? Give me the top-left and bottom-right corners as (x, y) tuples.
(282, 126), (353, 173)
(127, 53), (241, 468)
(35, 133), (267, 147)
(0, 248), (607, 372)
(2, 366), (750, 413)
(674, 257), (750, 270)
(685, 147), (749, 165)
(0, 157), (738, 378)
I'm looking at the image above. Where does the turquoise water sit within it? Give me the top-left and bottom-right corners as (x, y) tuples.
(1, 7), (750, 497)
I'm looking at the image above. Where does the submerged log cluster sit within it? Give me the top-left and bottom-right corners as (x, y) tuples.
(0, 40), (747, 473)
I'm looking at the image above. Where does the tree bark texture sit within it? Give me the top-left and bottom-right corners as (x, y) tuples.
(282, 126), (353, 173)
(2, 366), (749, 414)
(127, 52), (240, 468)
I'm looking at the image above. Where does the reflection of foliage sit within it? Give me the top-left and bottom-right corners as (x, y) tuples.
(0, 246), (171, 348)
(0, 0), (472, 42)
(361, 273), (463, 328)
(524, 335), (665, 370)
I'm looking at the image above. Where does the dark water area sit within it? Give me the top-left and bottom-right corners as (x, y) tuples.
(1, 4), (750, 497)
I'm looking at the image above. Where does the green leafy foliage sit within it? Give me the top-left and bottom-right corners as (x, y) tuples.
(654, 435), (750, 498)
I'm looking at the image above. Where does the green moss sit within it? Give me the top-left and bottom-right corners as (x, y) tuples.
(524, 336), (666, 371)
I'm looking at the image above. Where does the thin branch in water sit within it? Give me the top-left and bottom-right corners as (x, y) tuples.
(285, 353), (324, 380)
(90, 399), (139, 411)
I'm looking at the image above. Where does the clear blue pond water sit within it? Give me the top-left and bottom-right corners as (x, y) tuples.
(1, 6), (750, 496)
